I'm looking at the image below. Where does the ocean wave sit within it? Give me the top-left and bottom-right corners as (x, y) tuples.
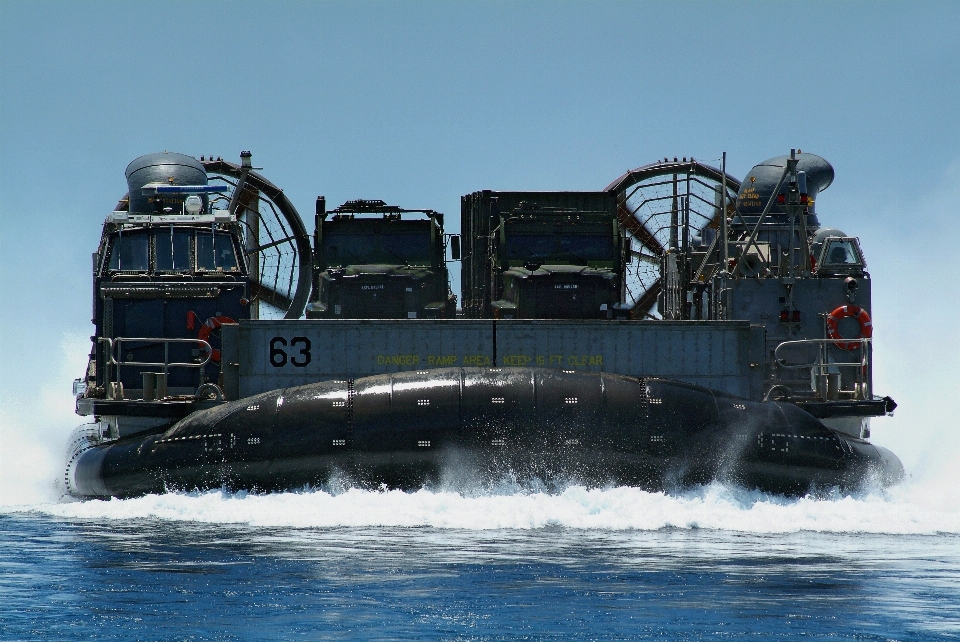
(2, 474), (957, 535)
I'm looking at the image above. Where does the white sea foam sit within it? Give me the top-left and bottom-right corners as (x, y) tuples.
(0, 332), (90, 506)
(4, 467), (959, 535)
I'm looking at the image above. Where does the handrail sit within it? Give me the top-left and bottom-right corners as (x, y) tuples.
(96, 336), (215, 401)
(99, 337), (212, 369)
(774, 338), (870, 370)
(772, 337), (871, 401)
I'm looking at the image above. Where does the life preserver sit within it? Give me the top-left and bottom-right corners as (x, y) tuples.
(825, 305), (872, 350)
(197, 316), (236, 363)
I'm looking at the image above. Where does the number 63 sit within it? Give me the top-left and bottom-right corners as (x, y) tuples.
(269, 336), (311, 367)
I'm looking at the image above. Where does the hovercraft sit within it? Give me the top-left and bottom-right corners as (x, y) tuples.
(65, 150), (904, 498)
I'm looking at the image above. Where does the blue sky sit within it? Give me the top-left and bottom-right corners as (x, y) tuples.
(1, 1), (959, 476)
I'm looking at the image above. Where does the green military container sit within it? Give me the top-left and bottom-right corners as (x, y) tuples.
(306, 198), (457, 320)
(460, 191), (627, 319)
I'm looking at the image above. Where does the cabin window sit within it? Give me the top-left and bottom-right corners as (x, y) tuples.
(821, 238), (863, 267)
(506, 231), (614, 265)
(379, 231), (432, 265)
(324, 231), (432, 266)
(196, 230), (239, 271)
(155, 228), (192, 271)
(107, 230), (150, 271)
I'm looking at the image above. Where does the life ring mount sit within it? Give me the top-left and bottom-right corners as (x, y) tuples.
(826, 305), (872, 350)
(196, 315), (236, 363)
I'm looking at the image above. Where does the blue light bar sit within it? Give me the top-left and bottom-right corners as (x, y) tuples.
(141, 183), (228, 195)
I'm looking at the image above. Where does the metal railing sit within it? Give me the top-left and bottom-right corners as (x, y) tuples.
(99, 337), (212, 395)
(773, 338), (871, 401)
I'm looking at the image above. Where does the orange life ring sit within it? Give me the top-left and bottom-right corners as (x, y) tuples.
(197, 315), (236, 363)
(825, 305), (872, 350)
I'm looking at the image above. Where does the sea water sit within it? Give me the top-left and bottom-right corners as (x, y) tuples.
(3, 477), (960, 640)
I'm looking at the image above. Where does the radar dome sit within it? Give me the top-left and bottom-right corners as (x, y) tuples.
(125, 152), (208, 214)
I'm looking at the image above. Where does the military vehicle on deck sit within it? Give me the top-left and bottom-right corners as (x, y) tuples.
(460, 191), (627, 319)
(305, 198), (458, 320)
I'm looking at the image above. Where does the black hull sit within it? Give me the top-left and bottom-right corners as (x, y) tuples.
(67, 368), (903, 498)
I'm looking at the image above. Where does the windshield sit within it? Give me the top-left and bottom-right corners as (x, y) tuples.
(155, 228), (193, 271)
(105, 228), (241, 273)
(197, 230), (240, 271)
(108, 230), (150, 271)
(821, 238), (863, 267)
(505, 228), (614, 265)
(324, 230), (433, 266)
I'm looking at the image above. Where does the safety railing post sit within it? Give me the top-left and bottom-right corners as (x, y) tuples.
(774, 337), (872, 401)
(102, 337), (214, 398)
